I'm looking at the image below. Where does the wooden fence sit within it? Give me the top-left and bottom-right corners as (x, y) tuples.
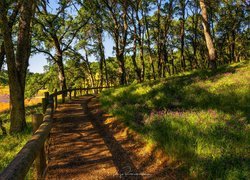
(0, 86), (112, 180)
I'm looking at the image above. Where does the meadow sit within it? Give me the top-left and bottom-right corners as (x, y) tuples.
(100, 62), (250, 179)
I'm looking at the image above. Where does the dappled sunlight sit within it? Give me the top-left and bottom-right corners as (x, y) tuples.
(100, 62), (250, 178)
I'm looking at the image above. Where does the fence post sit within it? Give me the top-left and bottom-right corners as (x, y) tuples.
(49, 95), (54, 114)
(69, 90), (72, 100)
(54, 89), (58, 109)
(62, 92), (65, 103)
(74, 88), (76, 98)
(80, 87), (82, 96)
(44, 92), (49, 101)
(42, 91), (50, 114)
(42, 98), (47, 114)
(32, 114), (46, 179)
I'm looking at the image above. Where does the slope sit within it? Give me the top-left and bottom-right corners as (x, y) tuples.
(100, 61), (250, 179)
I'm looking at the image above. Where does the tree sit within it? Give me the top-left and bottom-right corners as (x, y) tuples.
(103, 0), (129, 85)
(33, 0), (89, 97)
(131, 0), (145, 81)
(129, 1), (142, 82)
(186, 0), (200, 69)
(143, 0), (156, 80)
(199, 0), (217, 69)
(0, 1), (20, 71)
(0, 43), (5, 71)
(81, 0), (109, 87)
(0, 0), (36, 133)
(179, 0), (188, 70)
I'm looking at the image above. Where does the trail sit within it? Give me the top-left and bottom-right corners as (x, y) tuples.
(45, 96), (143, 179)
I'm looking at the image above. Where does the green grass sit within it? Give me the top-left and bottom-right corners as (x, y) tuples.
(0, 104), (43, 179)
(100, 61), (250, 179)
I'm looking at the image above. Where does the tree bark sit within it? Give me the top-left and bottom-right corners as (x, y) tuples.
(0, 43), (5, 70)
(231, 30), (236, 62)
(157, 0), (163, 78)
(97, 28), (105, 87)
(180, 0), (186, 70)
(105, 0), (128, 85)
(135, 2), (145, 81)
(191, 7), (199, 68)
(131, 8), (142, 82)
(162, 0), (173, 76)
(144, 6), (156, 80)
(199, 0), (217, 69)
(56, 54), (67, 91)
(0, 0), (35, 133)
(103, 57), (109, 87)
(117, 54), (127, 85)
(84, 48), (95, 88)
(131, 33), (142, 82)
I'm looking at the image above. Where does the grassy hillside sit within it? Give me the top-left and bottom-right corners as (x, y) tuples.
(100, 62), (250, 179)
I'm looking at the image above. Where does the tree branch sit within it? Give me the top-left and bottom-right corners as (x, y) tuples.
(32, 46), (57, 62)
(62, 17), (91, 52)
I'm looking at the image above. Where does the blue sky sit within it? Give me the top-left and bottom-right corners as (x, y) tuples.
(29, 35), (115, 73)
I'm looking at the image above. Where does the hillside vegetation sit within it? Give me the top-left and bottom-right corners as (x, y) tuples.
(100, 62), (250, 179)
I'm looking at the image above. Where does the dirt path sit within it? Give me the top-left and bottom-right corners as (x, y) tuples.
(46, 96), (142, 179)
(46, 96), (179, 179)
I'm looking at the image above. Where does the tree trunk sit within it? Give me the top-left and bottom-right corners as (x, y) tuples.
(97, 30), (105, 87)
(144, 12), (156, 80)
(56, 54), (67, 91)
(180, 0), (186, 70)
(199, 0), (217, 69)
(103, 57), (109, 87)
(9, 79), (26, 132)
(84, 49), (95, 88)
(157, 0), (163, 78)
(138, 34), (145, 81)
(162, 0), (173, 76)
(163, 44), (171, 76)
(117, 54), (126, 85)
(0, 43), (5, 70)
(135, 4), (145, 81)
(131, 34), (142, 82)
(107, 1), (128, 85)
(231, 30), (236, 62)
(192, 12), (199, 68)
(0, 0), (35, 133)
(131, 9), (142, 82)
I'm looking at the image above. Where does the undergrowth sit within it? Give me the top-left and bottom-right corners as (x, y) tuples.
(100, 61), (250, 179)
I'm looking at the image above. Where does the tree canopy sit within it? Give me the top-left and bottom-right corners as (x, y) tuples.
(0, 0), (249, 132)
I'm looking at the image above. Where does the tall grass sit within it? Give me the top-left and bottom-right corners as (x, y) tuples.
(100, 62), (250, 179)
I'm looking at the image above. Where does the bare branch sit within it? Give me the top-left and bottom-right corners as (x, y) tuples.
(62, 17), (91, 52)
(32, 46), (57, 62)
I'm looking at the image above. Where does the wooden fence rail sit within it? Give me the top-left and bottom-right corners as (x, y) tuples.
(0, 86), (112, 180)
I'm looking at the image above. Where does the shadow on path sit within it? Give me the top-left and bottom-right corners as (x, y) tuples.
(46, 96), (142, 179)
(82, 97), (142, 179)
